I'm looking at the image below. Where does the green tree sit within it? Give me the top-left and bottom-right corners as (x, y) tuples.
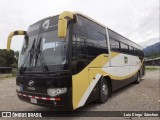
(0, 56), (5, 65)
(0, 49), (16, 66)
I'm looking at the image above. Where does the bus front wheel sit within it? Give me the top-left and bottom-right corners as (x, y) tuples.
(99, 77), (109, 103)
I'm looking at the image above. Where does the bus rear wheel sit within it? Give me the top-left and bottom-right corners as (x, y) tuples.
(99, 78), (109, 103)
(134, 72), (140, 84)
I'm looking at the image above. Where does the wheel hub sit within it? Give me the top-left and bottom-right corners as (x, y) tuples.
(102, 84), (108, 95)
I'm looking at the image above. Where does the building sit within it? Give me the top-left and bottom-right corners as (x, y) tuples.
(144, 57), (160, 66)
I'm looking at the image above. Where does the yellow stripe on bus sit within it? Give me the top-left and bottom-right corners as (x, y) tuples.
(72, 52), (119, 109)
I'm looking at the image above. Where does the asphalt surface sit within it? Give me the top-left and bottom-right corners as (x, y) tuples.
(0, 69), (159, 120)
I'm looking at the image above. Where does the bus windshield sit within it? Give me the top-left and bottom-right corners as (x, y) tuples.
(39, 30), (66, 66)
(19, 16), (68, 73)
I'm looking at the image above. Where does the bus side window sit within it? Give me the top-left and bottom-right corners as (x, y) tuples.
(137, 49), (139, 56)
(84, 18), (108, 60)
(72, 15), (87, 60)
(72, 34), (87, 74)
(134, 48), (138, 56)
(72, 34), (87, 60)
(110, 38), (120, 52)
(120, 42), (129, 54)
(138, 50), (140, 57)
(140, 50), (143, 57)
(141, 51), (144, 57)
(129, 46), (134, 55)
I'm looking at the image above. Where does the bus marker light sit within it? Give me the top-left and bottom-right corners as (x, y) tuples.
(55, 98), (61, 101)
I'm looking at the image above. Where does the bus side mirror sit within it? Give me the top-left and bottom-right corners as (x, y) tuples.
(58, 11), (77, 39)
(7, 30), (27, 51)
(58, 19), (67, 38)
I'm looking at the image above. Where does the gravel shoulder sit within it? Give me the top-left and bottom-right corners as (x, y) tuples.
(0, 70), (159, 119)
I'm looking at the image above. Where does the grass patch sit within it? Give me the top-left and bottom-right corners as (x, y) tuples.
(0, 76), (15, 80)
(145, 67), (159, 71)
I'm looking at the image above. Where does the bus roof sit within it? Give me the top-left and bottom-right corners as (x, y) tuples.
(29, 12), (143, 50)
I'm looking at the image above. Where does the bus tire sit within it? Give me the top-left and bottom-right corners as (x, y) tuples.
(134, 72), (140, 84)
(99, 77), (109, 103)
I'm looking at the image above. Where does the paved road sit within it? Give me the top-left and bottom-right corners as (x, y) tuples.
(0, 70), (159, 120)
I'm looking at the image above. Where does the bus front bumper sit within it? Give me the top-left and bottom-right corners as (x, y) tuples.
(17, 90), (73, 111)
(16, 73), (73, 110)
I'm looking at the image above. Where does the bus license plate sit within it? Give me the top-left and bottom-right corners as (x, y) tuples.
(31, 98), (37, 104)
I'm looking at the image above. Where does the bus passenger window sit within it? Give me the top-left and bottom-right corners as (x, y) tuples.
(110, 38), (120, 52)
(134, 48), (138, 56)
(120, 42), (129, 54)
(129, 46), (134, 55)
(84, 18), (108, 59)
(72, 35), (87, 60)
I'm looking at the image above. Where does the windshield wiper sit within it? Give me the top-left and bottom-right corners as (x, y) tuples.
(19, 39), (36, 74)
(34, 37), (49, 74)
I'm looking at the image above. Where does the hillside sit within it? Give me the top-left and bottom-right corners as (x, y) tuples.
(143, 42), (160, 58)
(139, 38), (159, 48)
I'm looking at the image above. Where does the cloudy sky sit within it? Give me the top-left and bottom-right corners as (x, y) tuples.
(0, 0), (159, 51)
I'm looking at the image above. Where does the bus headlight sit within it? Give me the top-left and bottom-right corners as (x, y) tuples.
(47, 88), (67, 97)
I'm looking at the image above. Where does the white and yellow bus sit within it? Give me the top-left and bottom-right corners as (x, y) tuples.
(7, 11), (145, 110)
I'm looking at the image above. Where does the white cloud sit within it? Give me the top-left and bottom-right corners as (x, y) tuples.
(0, 0), (159, 51)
